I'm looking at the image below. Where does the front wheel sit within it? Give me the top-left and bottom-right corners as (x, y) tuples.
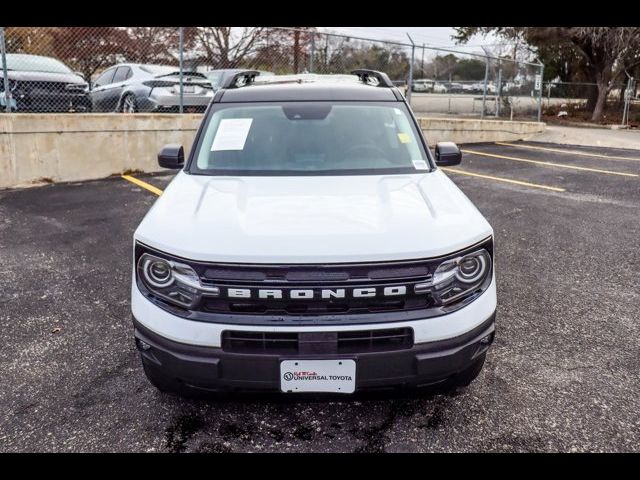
(121, 93), (137, 113)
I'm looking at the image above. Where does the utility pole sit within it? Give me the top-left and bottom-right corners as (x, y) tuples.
(421, 43), (425, 77)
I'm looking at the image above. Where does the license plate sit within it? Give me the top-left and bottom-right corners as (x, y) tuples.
(182, 85), (195, 93)
(280, 359), (356, 393)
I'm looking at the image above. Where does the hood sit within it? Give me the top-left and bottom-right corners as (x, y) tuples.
(8, 70), (86, 85)
(135, 170), (493, 263)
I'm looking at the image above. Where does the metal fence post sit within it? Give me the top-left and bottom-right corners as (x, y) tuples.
(621, 73), (634, 127)
(406, 34), (415, 104)
(1, 27), (11, 113)
(481, 57), (489, 119)
(178, 27), (184, 114)
(495, 62), (502, 118)
(537, 63), (544, 122)
(309, 32), (315, 73)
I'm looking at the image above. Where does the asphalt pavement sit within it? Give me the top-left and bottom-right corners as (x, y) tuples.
(1, 141), (638, 452)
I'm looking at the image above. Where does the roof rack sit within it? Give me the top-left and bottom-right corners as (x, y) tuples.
(350, 69), (394, 88)
(222, 70), (261, 89)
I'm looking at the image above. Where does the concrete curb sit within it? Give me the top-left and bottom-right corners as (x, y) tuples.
(0, 114), (546, 189)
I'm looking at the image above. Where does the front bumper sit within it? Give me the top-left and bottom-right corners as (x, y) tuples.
(133, 312), (495, 393)
(14, 92), (91, 112)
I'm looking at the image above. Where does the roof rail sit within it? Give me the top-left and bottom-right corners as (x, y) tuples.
(222, 70), (261, 89)
(350, 69), (394, 88)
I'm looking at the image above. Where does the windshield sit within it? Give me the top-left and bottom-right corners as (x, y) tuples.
(192, 102), (430, 176)
(6, 54), (72, 74)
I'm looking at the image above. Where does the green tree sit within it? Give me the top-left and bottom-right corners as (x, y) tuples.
(453, 58), (486, 81)
(433, 54), (458, 81)
(454, 27), (640, 121)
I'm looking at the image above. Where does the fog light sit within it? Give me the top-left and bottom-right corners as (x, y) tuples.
(136, 338), (152, 351)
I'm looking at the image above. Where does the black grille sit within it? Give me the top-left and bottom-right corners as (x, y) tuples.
(202, 295), (430, 315)
(135, 237), (494, 321)
(198, 260), (436, 316)
(221, 328), (413, 355)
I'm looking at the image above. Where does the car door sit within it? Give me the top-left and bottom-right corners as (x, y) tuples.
(90, 68), (116, 111)
(109, 66), (133, 111)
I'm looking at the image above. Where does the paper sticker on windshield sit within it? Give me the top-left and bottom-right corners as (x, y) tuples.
(211, 118), (253, 151)
(413, 160), (428, 170)
(397, 133), (411, 144)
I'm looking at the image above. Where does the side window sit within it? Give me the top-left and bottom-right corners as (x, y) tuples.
(94, 68), (115, 88)
(112, 66), (131, 84)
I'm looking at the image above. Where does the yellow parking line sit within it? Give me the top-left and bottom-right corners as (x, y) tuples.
(441, 167), (566, 192)
(495, 142), (640, 162)
(462, 149), (638, 178)
(121, 175), (163, 196)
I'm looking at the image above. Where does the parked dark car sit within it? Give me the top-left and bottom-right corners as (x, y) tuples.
(0, 54), (90, 112)
(90, 64), (214, 113)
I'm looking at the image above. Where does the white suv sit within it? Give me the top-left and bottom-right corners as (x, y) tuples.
(131, 70), (496, 396)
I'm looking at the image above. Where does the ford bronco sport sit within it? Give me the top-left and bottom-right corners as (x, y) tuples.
(131, 70), (496, 396)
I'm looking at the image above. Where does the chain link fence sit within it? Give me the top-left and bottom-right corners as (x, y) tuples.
(0, 26), (557, 123)
(540, 80), (639, 125)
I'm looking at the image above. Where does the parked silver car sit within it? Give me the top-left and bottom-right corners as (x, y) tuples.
(90, 64), (214, 113)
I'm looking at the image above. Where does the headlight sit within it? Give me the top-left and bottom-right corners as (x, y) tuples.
(142, 257), (173, 288)
(137, 253), (219, 308)
(426, 248), (492, 306)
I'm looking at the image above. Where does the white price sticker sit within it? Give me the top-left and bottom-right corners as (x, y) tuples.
(211, 118), (253, 151)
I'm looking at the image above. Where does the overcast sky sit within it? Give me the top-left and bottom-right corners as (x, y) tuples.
(321, 27), (499, 54)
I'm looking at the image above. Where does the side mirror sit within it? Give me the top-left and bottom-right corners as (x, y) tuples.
(434, 142), (462, 166)
(158, 144), (184, 169)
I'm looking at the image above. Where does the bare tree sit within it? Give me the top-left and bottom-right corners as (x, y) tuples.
(566, 28), (640, 120)
(49, 27), (131, 81)
(121, 27), (190, 64)
(193, 27), (266, 68)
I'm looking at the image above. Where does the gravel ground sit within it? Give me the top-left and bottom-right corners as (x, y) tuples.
(1, 141), (638, 452)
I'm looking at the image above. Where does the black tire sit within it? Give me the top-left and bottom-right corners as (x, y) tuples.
(452, 354), (486, 388)
(121, 93), (137, 113)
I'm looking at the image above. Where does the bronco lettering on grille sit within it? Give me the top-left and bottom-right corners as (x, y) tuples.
(227, 286), (407, 299)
